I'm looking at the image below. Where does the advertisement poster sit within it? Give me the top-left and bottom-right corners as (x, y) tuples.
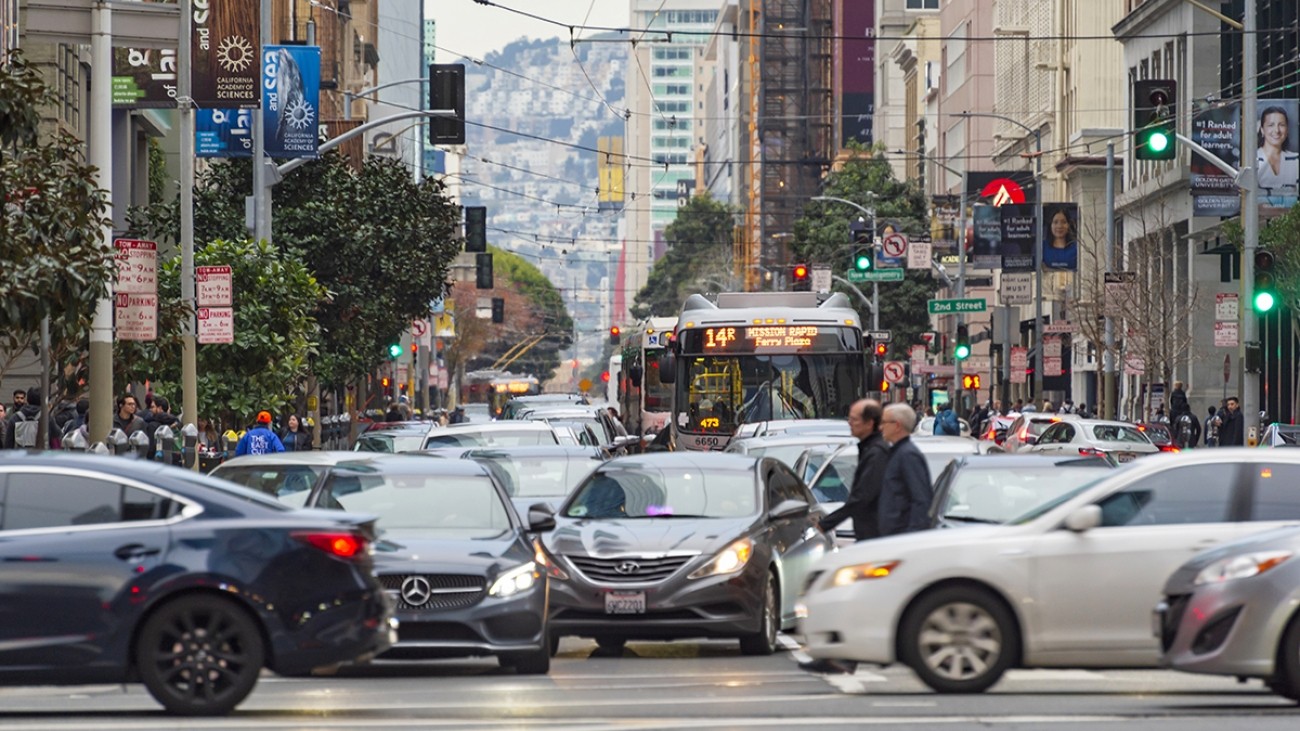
(972, 204), (1003, 269)
(1256, 99), (1299, 213)
(112, 48), (178, 108)
(998, 204), (1036, 272)
(966, 171), (1036, 207)
(262, 45), (321, 159)
(196, 108), (254, 157)
(1190, 101), (1241, 217)
(838, 0), (875, 146)
(191, 0), (260, 108)
(1040, 202), (1079, 271)
(929, 195), (960, 253)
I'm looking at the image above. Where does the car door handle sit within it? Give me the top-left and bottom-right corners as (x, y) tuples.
(114, 543), (161, 561)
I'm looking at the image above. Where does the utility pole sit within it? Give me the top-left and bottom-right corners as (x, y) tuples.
(1104, 142), (1117, 420)
(811, 195), (878, 328)
(954, 169), (968, 419)
(1241, 0), (1260, 445)
(88, 0), (114, 443)
(179, 0), (197, 457)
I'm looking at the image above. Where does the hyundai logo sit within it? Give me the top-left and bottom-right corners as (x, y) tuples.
(400, 576), (432, 606)
(614, 561), (641, 575)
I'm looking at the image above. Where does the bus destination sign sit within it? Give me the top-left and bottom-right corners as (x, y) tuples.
(681, 325), (858, 354)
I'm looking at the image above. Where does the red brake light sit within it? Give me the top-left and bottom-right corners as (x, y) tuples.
(1136, 424), (1147, 431)
(1158, 444), (1180, 453)
(293, 531), (368, 559)
(1078, 447), (1106, 459)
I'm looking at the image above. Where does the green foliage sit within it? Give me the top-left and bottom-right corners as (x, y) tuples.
(147, 138), (170, 205)
(115, 239), (324, 426)
(791, 150), (938, 356)
(631, 193), (737, 318)
(491, 248), (573, 376)
(0, 51), (113, 360)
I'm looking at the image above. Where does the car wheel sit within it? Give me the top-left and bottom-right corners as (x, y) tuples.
(739, 573), (779, 656)
(499, 648), (551, 675)
(548, 631), (561, 658)
(595, 636), (627, 651)
(899, 586), (1018, 694)
(1272, 617), (1300, 701)
(134, 595), (265, 716)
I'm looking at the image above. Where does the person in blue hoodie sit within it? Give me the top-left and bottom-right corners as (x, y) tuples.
(236, 410), (286, 456)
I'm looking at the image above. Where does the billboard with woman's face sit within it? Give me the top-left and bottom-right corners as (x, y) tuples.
(1041, 203), (1078, 272)
(1257, 100), (1299, 211)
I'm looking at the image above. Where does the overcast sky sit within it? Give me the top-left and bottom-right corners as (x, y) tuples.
(425, 0), (631, 62)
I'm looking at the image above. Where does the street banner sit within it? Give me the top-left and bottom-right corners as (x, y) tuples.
(1040, 203), (1079, 271)
(114, 239), (157, 295)
(112, 48), (178, 108)
(191, 0), (260, 108)
(196, 108), (254, 157)
(998, 204), (1036, 272)
(1190, 100), (1241, 217)
(1256, 99), (1299, 214)
(838, 0), (875, 147)
(971, 204), (1001, 269)
(262, 45), (321, 159)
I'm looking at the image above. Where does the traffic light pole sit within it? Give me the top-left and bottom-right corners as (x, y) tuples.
(954, 169), (968, 420)
(811, 195), (878, 329)
(1241, 0), (1261, 444)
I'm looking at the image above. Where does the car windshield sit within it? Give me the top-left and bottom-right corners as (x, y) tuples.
(1008, 465), (1135, 524)
(940, 465), (1114, 524)
(424, 430), (558, 448)
(315, 470), (513, 535)
(1093, 425), (1151, 444)
(354, 433), (428, 453)
(564, 466), (757, 519)
(211, 464), (327, 507)
(472, 454), (601, 498)
(169, 469), (296, 511)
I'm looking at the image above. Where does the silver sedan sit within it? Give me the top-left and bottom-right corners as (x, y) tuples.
(1028, 418), (1159, 463)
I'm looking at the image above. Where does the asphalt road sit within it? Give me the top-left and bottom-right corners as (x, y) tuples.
(2, 636), (1300, 730)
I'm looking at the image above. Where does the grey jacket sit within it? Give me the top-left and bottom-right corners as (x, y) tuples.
(878, 436), (934, 536)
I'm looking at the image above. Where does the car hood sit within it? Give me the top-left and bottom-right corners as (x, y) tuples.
(545, 516), (753, 557)
(371, 528), (531, 575)
(1163, 525), (1300, 592)
(823, 525), (1012, 566)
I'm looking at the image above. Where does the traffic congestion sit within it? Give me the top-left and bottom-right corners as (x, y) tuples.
(4, 290), (1300, 724)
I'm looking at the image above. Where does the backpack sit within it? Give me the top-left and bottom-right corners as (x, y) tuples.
(936, 408), (960, 436)
(13, 412), (38, 448)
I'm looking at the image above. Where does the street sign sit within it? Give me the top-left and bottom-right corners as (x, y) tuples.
(811, 265), (832, 293)
(1215, 293), (1239, 321)
(115, 292), (158, 341)
(195, 265), (233, 307)
(1010, 346), (1028, 384)
(1214, 320), (1239, 348)
(881, 232), (908, 259)
(1045, 356), (1063, 377)
(197, 306), (234, 344)
(867, 329), (892, 343)
(114, 238), (157, 295)
(1044, 337), (1062, 358)
(1043, 321), (1077, 334)
(847, 269), (904, 283)
(1000, 272), (1032, 305)
(883, 361), (906, 384)
(907, 239), (931, 270)
(927, 298), (987, 314)
(910, 344), (927, 365)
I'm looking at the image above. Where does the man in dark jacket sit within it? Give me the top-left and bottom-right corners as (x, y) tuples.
(4, 387), (52, 449)
(819, 399), (888, 542)
(144, 396), (181, 460)
(1215, 397), (1244, 446)
(878, 403), (934, 536)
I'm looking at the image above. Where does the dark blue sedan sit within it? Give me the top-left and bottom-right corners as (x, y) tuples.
(0, 453), (395, 715)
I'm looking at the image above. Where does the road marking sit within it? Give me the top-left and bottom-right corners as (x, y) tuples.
(1005, 669), (1109, 681)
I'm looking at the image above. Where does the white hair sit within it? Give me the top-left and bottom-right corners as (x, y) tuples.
(884, 403), (917, 433)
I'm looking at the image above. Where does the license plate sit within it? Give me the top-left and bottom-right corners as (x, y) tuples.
(1116, 452), (1136, 462)
(604, 591), (646, 614)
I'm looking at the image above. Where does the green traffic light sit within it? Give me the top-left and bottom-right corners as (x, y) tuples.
(954, 344), (971, 360)
(1148, 131), (1170, 153)
(854, 253), (872, 271)
(1255, 290), (1276, 313)
(388, 343), (404, 358)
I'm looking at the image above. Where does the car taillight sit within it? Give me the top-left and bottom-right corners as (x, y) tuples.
(1078, 447), (1106, 459)
(1158, 444), (1180, 453)
(293, 531), (368, 559)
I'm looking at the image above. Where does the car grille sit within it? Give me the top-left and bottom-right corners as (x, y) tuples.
(380, 573), (486, 610)
(1159, 594), (1190, 652)
(564, 554), (694, 584)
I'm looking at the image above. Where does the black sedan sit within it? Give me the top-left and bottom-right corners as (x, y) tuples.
(0, 453), (394, 715)
(541, 452), (832, 654)
(215, 453), (556, 673)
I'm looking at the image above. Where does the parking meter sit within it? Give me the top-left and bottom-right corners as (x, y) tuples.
(182, 423), (199, 468)
(89, 441), (110, 455)
(129, 430), (150, 459)
(64, 429), (88, 452)
(155, 424), (175, 463)
(108, 428), (129, 456)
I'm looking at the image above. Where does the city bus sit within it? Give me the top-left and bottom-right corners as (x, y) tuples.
(462, 370), (541, 417)
(661, 292), (865, 451)
(618, 316), (678, 437)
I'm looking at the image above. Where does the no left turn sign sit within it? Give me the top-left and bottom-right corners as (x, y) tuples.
(883, 361), (906, 384)
(881, 232), (909, 258)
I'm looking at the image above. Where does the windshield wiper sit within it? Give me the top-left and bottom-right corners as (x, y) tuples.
(942, 514), (1001, 525)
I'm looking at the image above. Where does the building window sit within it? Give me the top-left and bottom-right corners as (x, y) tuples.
(906, 0), (939, 9)
(945, 22), (968, 92)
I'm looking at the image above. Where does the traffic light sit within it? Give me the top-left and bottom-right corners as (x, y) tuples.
(853, 247), (874, 273)
(429, 64), (466, 145)
(476, 252), (493, 289)
(962, 374), (982, 390)
(464, 206), (487, 253)
(380, 376), (392, 390)
(1133, 79), (1176, 161)
(954, 323), (971, 361)
(601, 370), (611, 383)
(792, 264), (810, 291)
(387, 342), (404, 359)
(874, 342), (888, 358)
(609, 326), (621, 344)
(1254, 250), (1277, 313)
(491, 297), (505, 323)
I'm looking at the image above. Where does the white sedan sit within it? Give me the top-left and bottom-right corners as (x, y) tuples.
(1028, 418), (1160, 462)
(798, 448), (1300, 693)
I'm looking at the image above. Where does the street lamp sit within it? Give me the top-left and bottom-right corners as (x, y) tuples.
(955, 112), (1044, 400)
(811, 194), (880, 329)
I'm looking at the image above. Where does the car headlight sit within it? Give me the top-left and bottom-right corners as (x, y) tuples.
(831, 560), (901, 587)
(488, 561), (540, 597)
(534, 540), (569, 580)
(688, 538), (754, 579)
(1193, 551), (1292, 586)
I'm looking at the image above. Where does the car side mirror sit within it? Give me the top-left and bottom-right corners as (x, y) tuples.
(658, 351), (676, 384)
(527, 502), (557, 532)
(769, 498), (810, 521)
(1063, 505), (1102, 532)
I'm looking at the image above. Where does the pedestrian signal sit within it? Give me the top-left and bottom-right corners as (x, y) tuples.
(962, 374), (981, 390)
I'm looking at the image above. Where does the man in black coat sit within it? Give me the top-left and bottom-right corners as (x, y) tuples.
(819, 399), (888, 542)
(878, 403), (934, 536)
(1215, 396), (1244, 446)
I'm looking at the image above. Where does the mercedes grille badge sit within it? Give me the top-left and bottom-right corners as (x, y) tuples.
(614, 561), (641, 575)
(400, 576), (432, 605)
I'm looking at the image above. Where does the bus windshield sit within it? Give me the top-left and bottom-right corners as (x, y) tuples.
(675, 353), (863, 435)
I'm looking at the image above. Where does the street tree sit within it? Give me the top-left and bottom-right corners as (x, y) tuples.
(792, 148), (937, 356)
(114, 238), (324, 427)
(631, 193), (737, 318)
(0, 51), (112, 381)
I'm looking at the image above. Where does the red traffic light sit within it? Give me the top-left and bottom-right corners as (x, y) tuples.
(380, 377), (391, 388)
(793, 264), (809, 280)
(610, 326), (621, 336)
(874, 343), (887, 357)
(601, 370), (611, 383)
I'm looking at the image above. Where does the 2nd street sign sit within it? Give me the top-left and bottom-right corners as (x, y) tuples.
(928, 298), (988, 314)
(847, 269), (905, 283)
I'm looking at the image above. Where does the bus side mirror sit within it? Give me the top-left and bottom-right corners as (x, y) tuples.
(658, 352), (676, 384)
(629, 366), (643, 388)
